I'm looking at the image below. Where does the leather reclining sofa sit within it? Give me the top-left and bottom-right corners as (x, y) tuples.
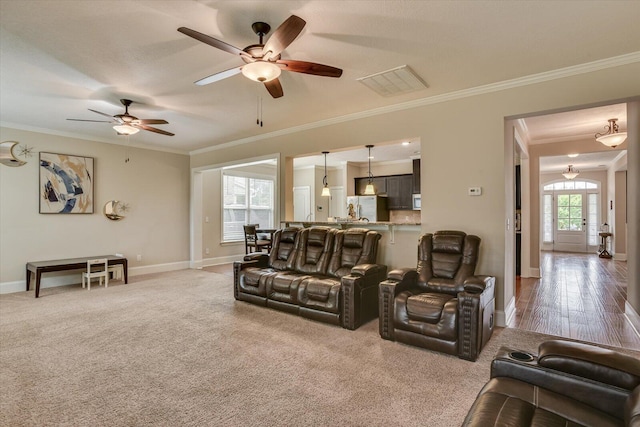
(463, 340), (640, 426)
(233, 226), (387, 330)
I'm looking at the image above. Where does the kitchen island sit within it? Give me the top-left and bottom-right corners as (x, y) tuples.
(280, 221), (422, 271)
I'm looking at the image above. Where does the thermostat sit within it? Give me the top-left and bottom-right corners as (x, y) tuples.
(468, 187), (482, 196)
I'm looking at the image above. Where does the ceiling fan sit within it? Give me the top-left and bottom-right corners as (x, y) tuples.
(67, 99), (174, 136)
(178, 15), (343, 98)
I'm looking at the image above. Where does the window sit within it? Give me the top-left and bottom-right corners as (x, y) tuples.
(543, 193), (553, 242)
(587, 193), (599, 246)
(222, 173), (274, 242)
(543, 181), (597, 191)
(556, 193), (582, 231)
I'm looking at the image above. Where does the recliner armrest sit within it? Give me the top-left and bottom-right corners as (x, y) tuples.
(490, 342), (638, 420)
(387, 267), (417, 283)
(350, 263), (387, 279)
(234, 256), (267, 270)
(538, 340), (640, 390)
(463, 275), (494, 294)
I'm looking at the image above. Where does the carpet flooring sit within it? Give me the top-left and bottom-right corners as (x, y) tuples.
(1, 269), (634, 426)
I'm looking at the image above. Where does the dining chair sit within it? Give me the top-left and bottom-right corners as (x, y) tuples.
(243, 224), (272, 254)
(82, 258), (109, 290)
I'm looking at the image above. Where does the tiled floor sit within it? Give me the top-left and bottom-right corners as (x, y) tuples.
(511, 251), (640, 350)
(205, 253), (640, 350)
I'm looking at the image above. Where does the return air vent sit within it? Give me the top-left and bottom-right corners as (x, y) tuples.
(357, 65), (428, 97)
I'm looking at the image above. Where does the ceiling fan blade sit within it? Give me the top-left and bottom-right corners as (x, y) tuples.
(195, 66), (243, 86)
(277, 60), (343, 78)
(136, 124), (175, 136)
(136, 119), (169, 125)
(262, 15), (306, 59)
(178, 27), (247, 57)
(88, 109), (116, 119)
(264, 78), (284, 98)
(67, 119), (113, 123)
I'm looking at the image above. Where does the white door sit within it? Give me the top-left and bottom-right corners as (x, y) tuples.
(329, 186), (345, 218)
(553, 191), (587, 252)
(293, 186), (311, 221)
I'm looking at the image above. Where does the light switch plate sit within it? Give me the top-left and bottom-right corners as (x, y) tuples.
(468, 187), (482, 196)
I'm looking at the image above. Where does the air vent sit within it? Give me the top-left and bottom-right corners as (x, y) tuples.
(357, 65), (428, 97)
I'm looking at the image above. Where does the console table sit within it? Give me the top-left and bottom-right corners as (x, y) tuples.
(26, 255), (128, 298)
(598, 232), (612, 259)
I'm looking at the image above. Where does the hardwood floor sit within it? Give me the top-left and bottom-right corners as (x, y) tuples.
(511, 251), (640, 350)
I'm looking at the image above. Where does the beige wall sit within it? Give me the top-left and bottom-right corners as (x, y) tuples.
(0, 127), (190, 292)
(191, 61), (640, 324)
(614, 171), (627, 256)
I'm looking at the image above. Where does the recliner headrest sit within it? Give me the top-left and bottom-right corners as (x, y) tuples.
(433, 232), (465, 254)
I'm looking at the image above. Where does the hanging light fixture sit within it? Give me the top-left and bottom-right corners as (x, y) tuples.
(321, 151), (331, 197)
(562, 164), (580, 180)
(113, 124), (140, 135)
(364, 145), (376, 195)
(595, 118), (627, 148)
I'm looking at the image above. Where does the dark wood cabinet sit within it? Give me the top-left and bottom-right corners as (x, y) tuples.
(412, 159), (421, 194)
(386, 174), (413, 209)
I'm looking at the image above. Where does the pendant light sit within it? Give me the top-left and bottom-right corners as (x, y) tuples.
(562, 164), (580, 180)
(595, 118), (627, 148)
(321, 151), (331, 197)
(364, 145), (376, 195)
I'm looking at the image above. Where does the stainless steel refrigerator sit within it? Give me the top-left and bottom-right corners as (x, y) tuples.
(346, 196), (389, 222)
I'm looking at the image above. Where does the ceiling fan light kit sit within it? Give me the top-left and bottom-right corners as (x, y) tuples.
(113, 124), (140, 135)
(68, 99), (174, 137)
(595, 118), (627, 148)
(242, 61), (281, 82)
(178, 14), (342, 99)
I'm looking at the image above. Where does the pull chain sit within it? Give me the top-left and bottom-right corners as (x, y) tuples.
(256, 96), (263, 127)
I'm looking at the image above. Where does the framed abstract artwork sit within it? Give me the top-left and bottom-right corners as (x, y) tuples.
(39, 152), (94, 214)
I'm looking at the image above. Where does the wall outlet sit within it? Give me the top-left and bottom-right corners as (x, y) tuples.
(205, 248), (210, 255)
(468, 187), (482, 196)
(205, 216), (209, 223)
(136, 254), (142, 261)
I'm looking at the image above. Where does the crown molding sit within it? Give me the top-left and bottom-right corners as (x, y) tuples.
(190, 52), (640, 156)
(1, 121), (189, 156)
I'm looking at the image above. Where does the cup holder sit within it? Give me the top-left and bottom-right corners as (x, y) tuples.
(509, 350), (534, 362)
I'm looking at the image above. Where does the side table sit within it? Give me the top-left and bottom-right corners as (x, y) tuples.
(598, 232), (612, 258)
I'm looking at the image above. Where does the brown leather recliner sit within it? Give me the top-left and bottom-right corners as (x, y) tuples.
(379, 230), (495, 361)
(234, 227), (386, 330)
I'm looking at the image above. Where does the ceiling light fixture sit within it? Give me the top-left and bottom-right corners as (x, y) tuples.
(567, 153), (579, 158)
(241, 61), (282, 82)
(595, 118), (627, 148)
(364, 145), (376, 195)
(562, 164), (580, 180)
(113, 124), (140, 135)
(321, 151), (331, 197)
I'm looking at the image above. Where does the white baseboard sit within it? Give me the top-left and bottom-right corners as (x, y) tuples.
(528, 268), (541, 278)
(614, 253), (627, 261)
(202, 254), (245, 267)
(625, 302), (640, 338)
(0, 260), (190, 295)
(495, 296), (516, 328)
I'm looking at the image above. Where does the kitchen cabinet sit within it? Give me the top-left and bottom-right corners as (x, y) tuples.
(412, 159), (421, 194)
(386, 174), (413, 210)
